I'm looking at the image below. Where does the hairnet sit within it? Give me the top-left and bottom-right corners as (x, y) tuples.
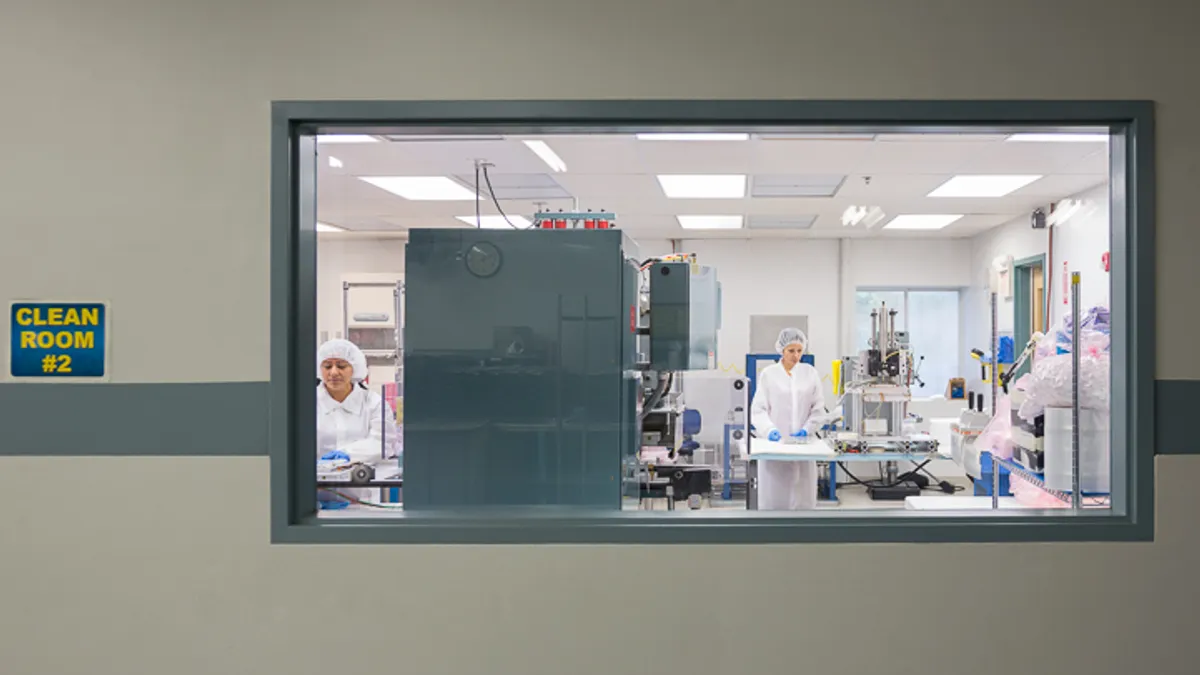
(317, 339), (368, 381)
(776, 328), (808, 354)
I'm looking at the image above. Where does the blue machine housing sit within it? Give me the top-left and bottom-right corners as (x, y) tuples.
(402, 228), (641, 510)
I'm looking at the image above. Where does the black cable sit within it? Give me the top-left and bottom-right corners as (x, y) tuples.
(639, 372), (673, 422)
(916, 463), (966, 493)
(474, 161), (482, 229)
(837, 460), (935, 489)
(481, 163), (529, 229)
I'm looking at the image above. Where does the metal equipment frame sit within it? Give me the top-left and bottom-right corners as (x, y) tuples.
(992, 271), (1111, 511)
(270, 99), (1154, 544)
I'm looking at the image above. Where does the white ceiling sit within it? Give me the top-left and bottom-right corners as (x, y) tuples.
(315, 132), (1108, 239)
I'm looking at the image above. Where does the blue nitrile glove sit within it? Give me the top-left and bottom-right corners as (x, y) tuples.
(791, 429), (808, 438)
(320, 450), (351, 462)
(768, 429), (782, 442)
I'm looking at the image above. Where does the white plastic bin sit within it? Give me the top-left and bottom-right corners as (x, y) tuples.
(1043, 406), (1110, 493)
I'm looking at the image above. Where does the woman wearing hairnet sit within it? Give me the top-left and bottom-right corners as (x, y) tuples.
(316, 339), (397, 508)
(750, 328), (825, 510)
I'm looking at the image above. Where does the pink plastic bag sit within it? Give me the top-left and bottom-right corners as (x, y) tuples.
(976, 395), (1013, 460)
(1010, 473), (1068, 508)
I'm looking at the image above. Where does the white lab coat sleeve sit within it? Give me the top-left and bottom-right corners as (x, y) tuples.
(341, 395), (395, 465)
(750, 370), (776, 436)
(803, 371), (826, 434)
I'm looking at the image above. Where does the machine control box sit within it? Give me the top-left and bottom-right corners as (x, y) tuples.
(648, 262), (721, 371)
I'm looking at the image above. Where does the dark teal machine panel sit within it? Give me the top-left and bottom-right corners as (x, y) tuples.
(403, 229), (640, 510)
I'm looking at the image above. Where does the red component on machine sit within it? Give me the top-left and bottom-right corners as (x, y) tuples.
(555, 218), (567, 229)
(541, 218), (554, 229)
(584, 218), (595, 229)
(597, 218), (609, 229)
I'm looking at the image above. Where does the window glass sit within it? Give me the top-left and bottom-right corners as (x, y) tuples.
(906, 291), (960, 396)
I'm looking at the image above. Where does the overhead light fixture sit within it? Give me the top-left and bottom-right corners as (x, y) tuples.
(657, 174), (747, 199)
(747, 215), (817, 230)
(359, 176), (477, 201)
(841, 206), (886, 228)
(316, 135), (379, 144)
(316, 222), (345, 232)
(522, 140), (567, 172)
(928, 175), (1042, 198)
(637, 133), (749, 141)
(677, 215), (744, 230)
(455, 215), (533, 229)
(750, 174), (845, 197)
(328, 156), (344, 168)
(756, 133), (876, 141)
(883, 214), (963, 230)
(1006, 133), (1109, 143)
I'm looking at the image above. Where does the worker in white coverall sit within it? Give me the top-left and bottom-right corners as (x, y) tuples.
(316, 339), (397, 509)
(750, 328), (825, 510)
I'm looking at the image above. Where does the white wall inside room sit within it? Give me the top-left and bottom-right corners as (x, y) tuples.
(312, 233), (971, 446)
(316, 236), (406, 341)
(962, 184), (1111, 405)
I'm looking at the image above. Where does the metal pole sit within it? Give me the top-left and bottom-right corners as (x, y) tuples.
(990, 292), (998, 415)
(1071, 272), (1082, 511)
(394, 281), (404, 388)
(341, 281), (350, 340)
(992, 453), (1000, 509)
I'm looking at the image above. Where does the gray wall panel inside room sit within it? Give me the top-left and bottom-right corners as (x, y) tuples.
(2, 0), (1199, 674)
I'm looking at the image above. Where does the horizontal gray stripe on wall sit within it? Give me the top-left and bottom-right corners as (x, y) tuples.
(1154, 379), (1197, 455)
(0, 379), (1193, 456)
(0, 382), (267, 456)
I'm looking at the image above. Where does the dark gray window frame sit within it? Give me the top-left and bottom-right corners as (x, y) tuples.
(270, 100), (1154, 545)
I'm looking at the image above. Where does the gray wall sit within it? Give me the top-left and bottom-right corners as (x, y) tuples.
(1, 1), (1198, 674)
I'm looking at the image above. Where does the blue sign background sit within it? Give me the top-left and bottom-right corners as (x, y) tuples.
(10, 303), (107, 378)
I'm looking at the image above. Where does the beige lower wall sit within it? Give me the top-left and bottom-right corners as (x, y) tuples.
(0, 455), (1194, 675)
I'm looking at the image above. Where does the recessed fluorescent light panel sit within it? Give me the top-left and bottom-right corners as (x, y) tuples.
(1006, 133), (1109, 143)
(317, 135), (379, 144)
(657, 175), (747, 199)
(928, 175), (1041, 198)
(677, 215), (744, 230)
(756, 133), (876, 140)
(747, 215), (817, 230)
(637, 133), (749, 141)
(883, 214), (963, 230)
(316, 222), (345, 232)
(523, 140), (568, 172)
(328, 156), (344, 168)
(359, 176), (477, 201)
(456, 215), (533, 229)
(750, 174), (845, 198)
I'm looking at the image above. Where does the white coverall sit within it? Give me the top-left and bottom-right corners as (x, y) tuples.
(750, 361), (825, 510)
(317, 384), (397, 502)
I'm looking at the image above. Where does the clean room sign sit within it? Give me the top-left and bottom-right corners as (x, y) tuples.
(9, 302), (109, 380)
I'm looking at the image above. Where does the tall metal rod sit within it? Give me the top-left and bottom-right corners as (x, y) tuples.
(990, 292), (998, 415)
(394, 281), (404, 388)
(992, 454), (1000, 509)
(1071, 272), (1082, 511)
(341, 281), (350, 340)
